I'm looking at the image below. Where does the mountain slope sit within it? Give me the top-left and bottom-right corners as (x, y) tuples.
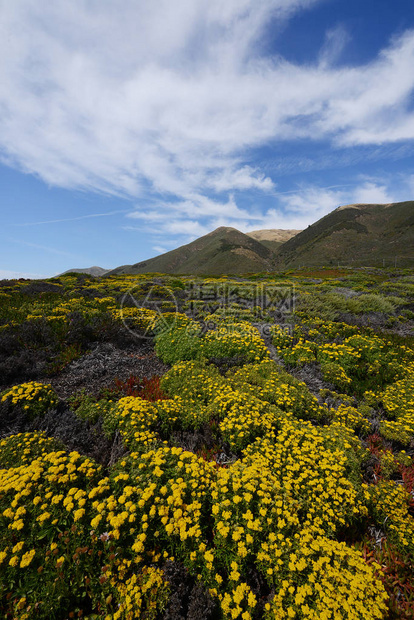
(107, 227), (276, 276)
(246, 229), (301, 252)
(276, 201), (414, 267)
(60, 266), (110, 276)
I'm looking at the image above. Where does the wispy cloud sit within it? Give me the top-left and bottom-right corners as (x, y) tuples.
(261, 178), (401, 229)
(16, 210), (129, 226)
(0, 0), (413, 238)
(125, 175), (411, 236)
(319, 25), (351, 67)
(263, 144), (414, 176)
(6, 237), (79, 258)
(152, 246), (168, 255)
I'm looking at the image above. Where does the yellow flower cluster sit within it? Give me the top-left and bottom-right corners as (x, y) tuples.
(272, 325), (295, 349)
(369, 481), (414, 558)
(200, 322), (269, 363)
(163, 359), (227, 398)
(92, 447), (216, 560)
(243, 419), (366, 537)
(211, 456), (300, 567)
(111, 396), (159, 450)
(374, 447), (411, 479)
(0, 442), (106, 612)
(157, 395), (211, 431)
(152, 311), (192, 332)
(214, 390), (283, 451)
(49, 297), (115, 318)
(228, 360), (327, 423)
(3, 271), (413, 617)
(332, 403), (371, 433)
(1, 381), (58, 417)
(0, 431), (61, 468)
(379, 375), (414, 444)
(280, 338), (317, 366)
(259, 529), (388, 619)
(320, 360), (352, 388)
(112, 564), (170, 620)
(218, 581), (257, 620)
(113, 306), (157, 329)
(319, 342), (357, 366)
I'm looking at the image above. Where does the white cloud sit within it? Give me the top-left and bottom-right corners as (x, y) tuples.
(319, 31), (414, 145)
(259, 178), (404, 229)
(0, 0), (320, 200)
(122, 177), (407, 236)
(127, 194), (265, 227)
(0, 0), (414, 254)
(207, 166), (275, 192)
(0, 268), (48, 280)
(351, 182), (394, 205)
(152, 246), (168, 255)
(0, 0), (414, 232)
(319, 25), (351, 67)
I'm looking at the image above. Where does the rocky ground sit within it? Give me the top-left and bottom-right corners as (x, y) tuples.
(49, 340), (169, 400)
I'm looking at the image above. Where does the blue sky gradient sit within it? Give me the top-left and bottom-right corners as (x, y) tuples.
(1, 0), (414, 277)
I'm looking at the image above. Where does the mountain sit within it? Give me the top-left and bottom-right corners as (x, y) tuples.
(64, 202), (414, 277)
(246, 229), (301, 252)
(106, 227), (277, 276)
(275, 201), (414, 268)
(60, 266), (110, 277)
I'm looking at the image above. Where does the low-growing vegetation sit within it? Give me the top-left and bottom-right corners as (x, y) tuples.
(0, 267), (413, 619)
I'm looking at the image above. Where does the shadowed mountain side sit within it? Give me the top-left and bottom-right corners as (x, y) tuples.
(106, 227), (277, 276)
(275, 201), (414, 267)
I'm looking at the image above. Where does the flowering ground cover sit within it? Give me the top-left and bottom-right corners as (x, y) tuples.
(0, 268), (413, 619)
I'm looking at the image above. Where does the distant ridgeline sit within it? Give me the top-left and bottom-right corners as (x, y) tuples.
(65, 201), (414, 276)
(105, 227), (300, 276)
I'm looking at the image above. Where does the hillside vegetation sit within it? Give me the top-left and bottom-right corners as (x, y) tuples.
(276, 201), (414, 268)
(107, 227), (277, 276)
(0, 268), (413, 619)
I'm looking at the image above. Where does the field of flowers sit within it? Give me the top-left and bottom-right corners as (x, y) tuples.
(0, 268), (413, 619)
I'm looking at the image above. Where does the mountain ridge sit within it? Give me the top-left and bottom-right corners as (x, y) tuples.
(64, 201), (414, 276)
(106, 226), (278, 276)
(276, 200), (414, 267)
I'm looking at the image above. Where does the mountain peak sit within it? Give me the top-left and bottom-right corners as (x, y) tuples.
(208, 226), (240, 234)
(107, 226), (278, 276)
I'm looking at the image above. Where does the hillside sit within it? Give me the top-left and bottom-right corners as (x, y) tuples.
(107, 227), (276, 276)
(276, 201), (414, 268)
(60, 266), (109, 277)
(246, 228), (301, 252)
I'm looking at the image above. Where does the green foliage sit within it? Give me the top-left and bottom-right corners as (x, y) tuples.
(69, 391), (117, 426)
(155, 323), (202, 364)
(2, 268), (414, 618)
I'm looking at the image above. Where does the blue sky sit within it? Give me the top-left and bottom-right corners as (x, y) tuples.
(1, 0), (414, 278)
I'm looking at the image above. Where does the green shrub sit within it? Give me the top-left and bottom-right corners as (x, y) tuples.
(155, 324), (202, 364)
(69, 391), (117, 425)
